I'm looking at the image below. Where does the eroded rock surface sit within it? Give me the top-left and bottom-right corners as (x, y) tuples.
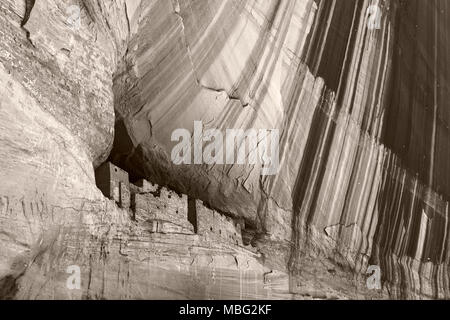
(0, 0), (449, 300)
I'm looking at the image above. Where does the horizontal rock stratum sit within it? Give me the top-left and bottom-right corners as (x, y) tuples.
(0, 0), (449, 300)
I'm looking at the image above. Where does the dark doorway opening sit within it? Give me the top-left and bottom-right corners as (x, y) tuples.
(187, 197), (198, 233)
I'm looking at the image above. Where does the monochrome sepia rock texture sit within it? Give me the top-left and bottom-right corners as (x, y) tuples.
(0, 0), (449, 299)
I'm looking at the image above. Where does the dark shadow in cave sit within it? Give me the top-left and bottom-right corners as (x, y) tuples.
(0, 275), (20, 300)
(105, 119), (147, 183)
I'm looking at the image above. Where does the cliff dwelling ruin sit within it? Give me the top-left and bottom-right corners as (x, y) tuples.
(1, 0), (450, 302)
(95, 162), (246, 248)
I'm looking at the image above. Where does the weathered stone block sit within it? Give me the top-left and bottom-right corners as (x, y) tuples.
(120, 182), (130, 209)
(194, 199), (243, 246)
(95, 162), (130, 205)
(135, 179), (158, 193)
(131, 190), (194, 233)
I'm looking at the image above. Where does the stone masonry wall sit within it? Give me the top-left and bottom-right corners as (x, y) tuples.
(195, 200), (243, 246)
(132, 187), (194, 234)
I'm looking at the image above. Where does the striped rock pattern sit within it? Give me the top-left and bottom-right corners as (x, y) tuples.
(111, 0), (450, 299)
(0, 0), (449, 299)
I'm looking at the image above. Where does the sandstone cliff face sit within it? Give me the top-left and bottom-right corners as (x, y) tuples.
(0, 0), (449, 300)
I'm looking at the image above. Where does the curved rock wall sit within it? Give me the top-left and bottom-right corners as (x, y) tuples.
(0, 0), (449, 299)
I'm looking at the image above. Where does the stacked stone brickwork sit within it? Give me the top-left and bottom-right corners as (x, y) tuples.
(95, 162), (130, 209)
(132, 188), (194, 234)
(193, 199), (244, 246)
